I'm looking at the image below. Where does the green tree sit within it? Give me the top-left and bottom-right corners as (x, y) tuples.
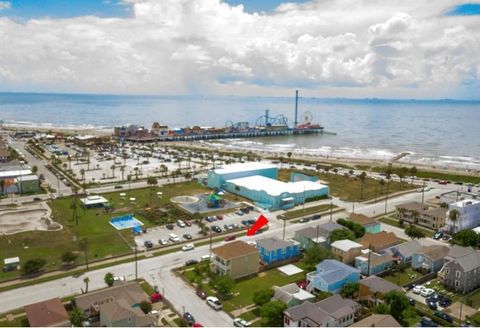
(253, 288), (274, 307)
(139, 300), (152, 314)
(31, 165), (38, 175)
(372, 302), (390, 315)
(359, 171), (367, 200)
(83, 277), (90, 293)
(61, 251), (78, 265)
(22, 258), (46, 275)
(329, 229), (355, 243)
(340, 282), (359, 299)
(409, 166), (417, 184)
(260, 301), (288, 327)
(453, 230), (479, 247)
(79, 238), (89, 269)
(147, 176), (158, 206)
(213, 275), (235, 299)
(449, 209), (460, 233)
(383, 290), (410, 323)
(69, 308), (86, 327)
(104, 272), (115, 287)
(405, 225), (426, 240)
(303, 245), (333, 270)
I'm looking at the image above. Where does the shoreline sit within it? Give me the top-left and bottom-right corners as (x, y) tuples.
(2, 122), (479, 176)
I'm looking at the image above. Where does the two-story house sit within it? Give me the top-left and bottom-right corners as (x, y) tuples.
(256, 237), (300, 265)
(359, 232), (399, 252)
(306, 259), (360, 293)
(294, 222), (345, 249)
(395, 202), (428, 224)
(211, 240), (259, 279)
(358, 275), (403, 306)
(445, 200), (480, 233)
(355, 252), (394, 276)
(438, 245), (480, 294)
(349, 213), (381, 234)
(330, 239), (364, 264)
(283, 294), (360, 327)
(385, 240), (422, 264)
(412, 245), (450, 274)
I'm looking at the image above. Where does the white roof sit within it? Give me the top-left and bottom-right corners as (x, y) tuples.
(277, 264), (303, 276)
(16, 175), (38, 182)
(451, 199), (480, 207)
(80, 195), (108, 205)
(4, 257), (20, 265)
(473, 227), (480, 234)
(214, 162), (276, 175)
(292, 288), (315, 301)
(75, 135), (95, 140)
(0, 169), (32, 179)
(227, 175), (328, 196)
(331, 239), (363, 252)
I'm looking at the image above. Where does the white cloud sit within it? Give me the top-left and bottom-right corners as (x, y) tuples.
(0, 1), (10, 11)
(0, 0), (478, 98)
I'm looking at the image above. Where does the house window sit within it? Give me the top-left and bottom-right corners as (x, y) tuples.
(455, 280), (460, 287)
(284, 316), (290, 325)
(446, 268), (450, 274)
(456, 271), (461, 278)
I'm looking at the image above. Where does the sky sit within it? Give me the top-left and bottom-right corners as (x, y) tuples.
(0, 0), (479, 99)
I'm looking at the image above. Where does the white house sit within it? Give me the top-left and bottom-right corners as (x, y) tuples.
(445, 199), (480, 233)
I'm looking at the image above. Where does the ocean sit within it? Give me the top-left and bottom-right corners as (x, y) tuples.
(1, 92), (479, 170)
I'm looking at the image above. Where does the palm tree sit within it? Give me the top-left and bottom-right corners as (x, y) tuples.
(67, 155), (72, 170)
(83, 277), (90, 293)
(110, 165), (116, 178)
(127, 175), (132, 199)
(287, 152), (292, 162)
(359, 171), (367, 200)
(134, 167), (140, 180)
(31, 165), (38, 175)
(410, 166), (417, 184)
(160, 164), (168, 177)
(147, 176), (158, 206)
(79, 238), (89, 269)
(449, 209), (460, 234)
(0, 179), (5, 195)
(412, 210), (419, 225)
(120, 165), (126, 181)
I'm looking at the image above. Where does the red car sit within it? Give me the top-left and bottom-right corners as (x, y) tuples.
(150, 293), (162, 303)
(216, 215), (224, 220)
(225, 235), (236, 242)
(296, 280), (307, 290)
(193, 323), (203, 327)
(196, 289), (207, 300)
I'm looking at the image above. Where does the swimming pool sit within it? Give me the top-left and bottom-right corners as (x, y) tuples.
(109, 214), (144, 230)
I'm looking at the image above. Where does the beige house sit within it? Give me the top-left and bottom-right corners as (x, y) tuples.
(330, 239), (364, 264)
(396, 202), (447, 230)
(212, 240), (259, 279)
(419, 207), (447, 230)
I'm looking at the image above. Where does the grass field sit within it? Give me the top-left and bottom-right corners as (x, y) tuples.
(282, 204), (337, 220)
(0, 315), (28, 327)
(382, 267), (423, 286)
(0, 181), (209, 282)
(378, 216), (435, 237)
(278, 169), (416, 202)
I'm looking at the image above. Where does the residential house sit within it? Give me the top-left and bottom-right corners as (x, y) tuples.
(395, 202), (428, 224)
(359, 232), (399, 252)
(331, 239), (364, 264)
(306, 259), (360, 293)
(73, 282), (154, 327)
(412, 245), (450, 274)
(350, 314), (401, 327)
(211, 240), (259, 279)
(355, 252), (394, 276)
(358, 275), (403, 306)
(24, 298), (69, 327)
(273, 283), (315, 307)
(385, 240), (422, 264)
(438, 245), (480, 294)
(348, 213), (381, 234)
(257, 237), (300, 265)
(445, 200), (480, 233)
(283, 294), (360, 327)
(419, 207), (447, 230)
(294, 222), (345, 249)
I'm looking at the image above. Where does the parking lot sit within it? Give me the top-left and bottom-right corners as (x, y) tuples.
(134, 209), (265, 249)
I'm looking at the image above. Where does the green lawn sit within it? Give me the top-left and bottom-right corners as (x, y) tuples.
(378, 216), (435, 236)
(282, 204), (336, 220)
(0, 181), (209, 282)
(278, 169), (416, 202)
(382, 267), (424, 286)
(0, 315), (29, 327)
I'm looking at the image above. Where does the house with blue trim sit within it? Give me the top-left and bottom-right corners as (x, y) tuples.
(412, 245), (450, 274)
(349, 213), (381, 234)
(355, 252), (394, 276)
(306, 260), (360, 293)
(385, 240), (422, 264)
(256, 237), (300, 265)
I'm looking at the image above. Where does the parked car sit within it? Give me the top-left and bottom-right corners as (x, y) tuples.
(247, 241), (257, 247)
(434, 311), (453, 323)
(421, 288), (435, 297)
(166, 224), (174, 230)
(408, 297), (416, 306)
(177, 220), (186, 228)
(216, 215), (224, 220)
(420, 316), (438, 327)
(144, 241), (153, 249)
(311, 214), (321, 220)
(114, 185), (123, 189)
(235, 211), (244, 216)
(233, 318), (251, 327)
(225, 235), (236, 241)
(442, 234), (452, 242)
(169, 233), (181, 242)
(205, 216), (216, 223)
(196, 289), (207, 299)
(413, 285), (425, 294)
(200, 254), (212, 261)
(426, 298), (438, 310)
(206, 296), (223, 310)
(299, 217), (310, 223)
(150, 292), (162, 303)
(438, 295), (452, 307)
(159, 239), (168, 245)
(33, 197), (42, 201)
(185, 259), (198, 266)
(182, 244), (195, 251)
(185, 220), (192, 227)
(433, 231), (443, 240)
(211, 225), (222, 233)
(183, 312), (195, 326)
(192, 323), (203, 328)
(183, 234), (192, 240)
(297, 280), (307, 290)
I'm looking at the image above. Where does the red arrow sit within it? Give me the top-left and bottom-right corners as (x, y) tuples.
(247, 215), (269, 236)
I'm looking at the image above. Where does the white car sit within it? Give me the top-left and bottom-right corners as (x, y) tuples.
(421, 288), (435, 297)
(206, 296), (223, 310)
(182, 243), (195, 251)
(233, 318), (251, 327)
(177, 219), (186, 228)
(159, 239), (168, 245)
(169, 233), (180, 242)
(247, 241), (257, 247)
(413, 285), (424, 294)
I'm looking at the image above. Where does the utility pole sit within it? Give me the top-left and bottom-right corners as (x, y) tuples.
(366, 245), (372, 276)
(330, 201), (333, 222)
(134, 244), (138, 281)
(352, 200), (355, 214)
(421, 181), (426, 204)
(209, 230), (213, 250)
(282, 218), (286, 240)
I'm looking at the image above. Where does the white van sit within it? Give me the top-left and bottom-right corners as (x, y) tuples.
(200, 254), (213, 262)
(169, 233), (180, 242)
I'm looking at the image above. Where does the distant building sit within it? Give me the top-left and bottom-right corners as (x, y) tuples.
(445, 200), (480, 233)
(211, 240), (259, 279)
(359, 232), (399, 252)
(306, 259), (360, 293)
(0, 140), (8, 162)
(80, 195), (109, 208)
(395, 201), (428, 223)
(256, 237), (300, 265)
(151, 122), (169, 136)
(330, 239), (364, 264)
(283, 294), (360, 327)
(412, 245), (450, 274)
(348, 213), (381, 234)
(24, 298), (69, 327)
(272, 283), (315, 307)
(395, 202), (447, 230)
(438, 245), (480, 294)
(350, 314), (401, 327)
(16, 175), (40, 194)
